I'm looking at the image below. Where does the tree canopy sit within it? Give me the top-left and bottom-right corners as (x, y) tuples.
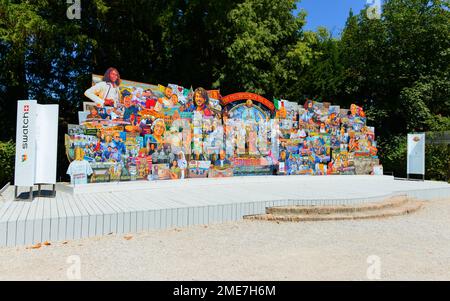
(0, 0), (449, 180)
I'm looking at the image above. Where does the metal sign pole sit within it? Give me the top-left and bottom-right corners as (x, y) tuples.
(14, 185), (34, 201)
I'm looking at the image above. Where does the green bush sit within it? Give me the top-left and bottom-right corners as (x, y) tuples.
(0, 140), (15, 187)
(378, 134), (450, 181)
(425, 144), (450, 182)
(377, 135), (408, 177)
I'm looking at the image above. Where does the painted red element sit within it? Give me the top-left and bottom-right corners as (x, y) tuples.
(23, 105), (29, 112)
(221, 92), (275, 112)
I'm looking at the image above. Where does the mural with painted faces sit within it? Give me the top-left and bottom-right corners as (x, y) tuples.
(123, 96), (132, 108)
(350, 104), (357, 116)
(153, 119), (166, 138)
(171, 94), (179, 106)
(165, 87), (173, 99)
(194, 89), (207, 108)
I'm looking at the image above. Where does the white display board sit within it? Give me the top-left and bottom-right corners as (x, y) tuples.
(14, 100), (37, 186)
(35, 105), (59, 184)
(14, 100), (59, 188)
(372, 165), (384, 176)
(407, 133), (425, 176)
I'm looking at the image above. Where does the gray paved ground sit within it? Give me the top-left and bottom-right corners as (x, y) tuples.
(0, 198), (449, 280)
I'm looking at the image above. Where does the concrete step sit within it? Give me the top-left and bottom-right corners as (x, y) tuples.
(266, 195), (409, 215)
(245, 199), (424, 222)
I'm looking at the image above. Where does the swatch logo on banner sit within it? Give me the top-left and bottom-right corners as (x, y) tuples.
(22, 104), (30, 150)
(14, 100), (38, 187)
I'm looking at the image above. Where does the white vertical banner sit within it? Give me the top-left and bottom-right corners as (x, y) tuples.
(14, 100), (37, 186)
(35, 104), (59, 184)
(407, 133), (425, 175)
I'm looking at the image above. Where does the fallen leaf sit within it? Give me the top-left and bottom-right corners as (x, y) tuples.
(43, 241), (51, 246)
(62, 241), (68, 245)
(27, 243), (42, 249)
(124, 235), (133, 240)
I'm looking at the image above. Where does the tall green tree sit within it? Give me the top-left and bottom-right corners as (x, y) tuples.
(216, 0), (310, 98)
(338, 0), (450, 177)
(288, 27), (345, 103)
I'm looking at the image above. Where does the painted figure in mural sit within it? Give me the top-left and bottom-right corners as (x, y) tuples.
(349, 136), (359, 152)
(300, 100), (314, 123)
(157, 146), (169, 163)
(350, 104), (358, 117)
(357, 106), (366, 118)
(242, 99), (258, 121)
(193, 149), (206, 161)
(236, 122), (246, 155)
(177, 151), (188, 179)
(182, 97), (195, 113)
(213, 149), (231, 168)
(146, 141), (157, 155)
(319, 122), (328, 134)
(349, 104), (366, 119)
(109, 162), (122, 180)
(85, 67), (121, 107)
(102, 145), (113, 161)
(170, 94), (179, 108)
(122, 95), (140, 122)
(151, 148), (159, 164)
(83, 144), (93, 159)
(278, 149), (288, 174)
(111, 146), (121, 161)
(66, 147), (94, 185)
(304, 99), (314, 113)
(170, 160), (181, 179)
(97, 107), (110, 119)
(112, 132), (126, 155)
(298, 124), (307, 139)
(247, 125), (258, 155)
(147, 118), (166, 145)
(367, 140), (378, 157)
(142, 89), (158, 109)
(131, 87), (144, 105)
(86, 106), (101, 119)
(192, 87), (213, 117)
(154, 86), (174, 111)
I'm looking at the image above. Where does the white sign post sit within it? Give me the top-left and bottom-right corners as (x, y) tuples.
(14, 100), (37, 200)
(407, 133), (425, 180)
(35, 104), (59, 196)
(14, 100), (59, 200)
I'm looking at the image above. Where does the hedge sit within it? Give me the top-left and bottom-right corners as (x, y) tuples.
(0, 140), (15, 187)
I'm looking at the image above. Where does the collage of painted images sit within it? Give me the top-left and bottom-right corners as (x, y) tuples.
(65, 68), (382, 184)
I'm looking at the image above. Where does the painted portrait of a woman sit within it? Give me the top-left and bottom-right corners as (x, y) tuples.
(146, 118), (166, 145)
(85, 67), (122, 107)
(192, 87), (213, 117)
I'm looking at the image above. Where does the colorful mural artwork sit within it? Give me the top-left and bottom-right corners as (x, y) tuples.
(64, 69), (381, 184)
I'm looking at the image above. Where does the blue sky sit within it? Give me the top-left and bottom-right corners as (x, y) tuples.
(294, 0), (374, 36)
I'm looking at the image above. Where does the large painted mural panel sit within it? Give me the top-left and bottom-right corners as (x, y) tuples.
(65, 69), (381, 184)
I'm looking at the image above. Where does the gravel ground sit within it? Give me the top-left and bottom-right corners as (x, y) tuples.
(0, 198), (449, 281)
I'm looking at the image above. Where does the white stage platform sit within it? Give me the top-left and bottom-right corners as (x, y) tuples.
(1, 175), (449, 247)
